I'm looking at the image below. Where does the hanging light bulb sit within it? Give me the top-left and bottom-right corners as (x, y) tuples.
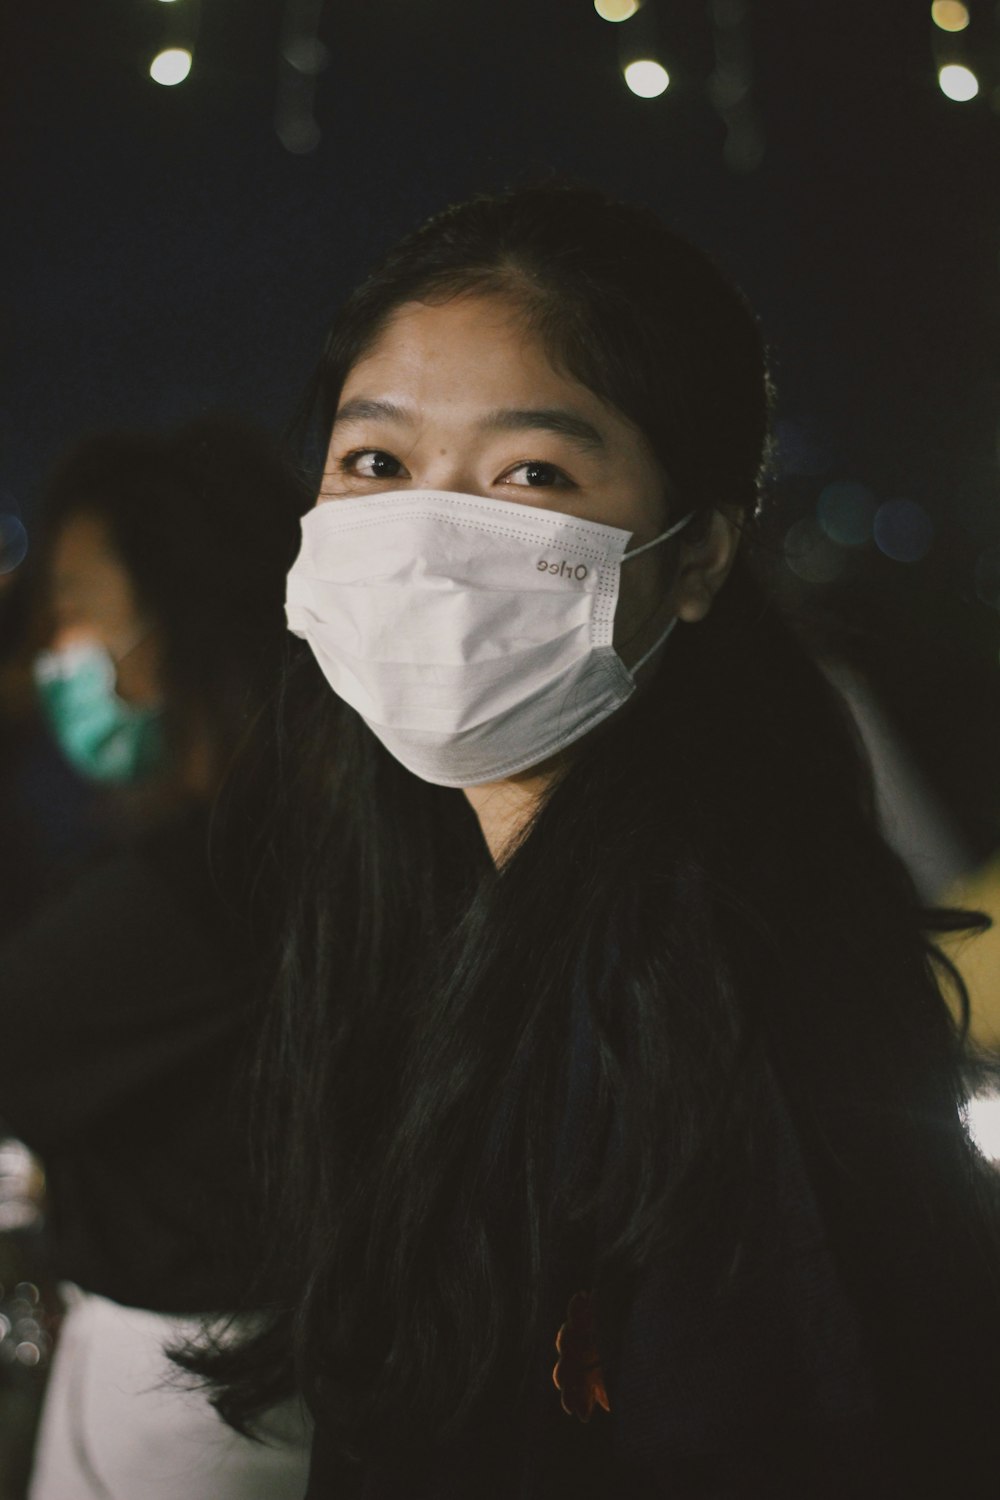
(149, 48), (193, 86)
(623, 59), (670, 98)
(931, 1), (970, 32)
(594, 0), (641, 20)
(938, 63), (979, 101)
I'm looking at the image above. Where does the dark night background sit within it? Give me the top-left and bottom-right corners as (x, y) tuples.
(5, 0), (1000, 851)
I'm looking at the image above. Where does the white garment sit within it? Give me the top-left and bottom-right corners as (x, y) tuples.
(28, 1285), (312, 1500)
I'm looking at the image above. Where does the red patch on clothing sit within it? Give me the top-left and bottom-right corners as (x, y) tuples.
(552, 1290), (610, 1421)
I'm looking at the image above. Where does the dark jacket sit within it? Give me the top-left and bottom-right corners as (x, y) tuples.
(0, 809), (260, 1313)
(304, 992), (989, 1498)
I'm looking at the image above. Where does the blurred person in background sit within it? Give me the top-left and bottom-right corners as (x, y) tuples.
(0, 419), (312, 1499)
(818, 661), (1000, 1051)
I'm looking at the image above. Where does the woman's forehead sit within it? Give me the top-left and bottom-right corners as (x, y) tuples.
(337, 294), (622, 438)
(347, 294), (551, 379)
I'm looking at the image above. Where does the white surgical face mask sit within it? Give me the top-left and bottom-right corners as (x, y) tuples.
(285, 489), (693, 787)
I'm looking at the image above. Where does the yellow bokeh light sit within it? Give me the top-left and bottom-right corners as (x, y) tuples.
(931, 1), (970, 32)
(594, 0), (641, 20)
(150, 48), (192, 86)
(624, 59), (670, 99)
(938, 63), (979, 101)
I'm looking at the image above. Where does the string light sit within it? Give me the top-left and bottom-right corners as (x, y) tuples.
(594, 0), (641, 20)
(623, 59), (669, 98)
(931, 1), (970, 32)
(938, 63), (979, 101)
(149, 48), (192, 86)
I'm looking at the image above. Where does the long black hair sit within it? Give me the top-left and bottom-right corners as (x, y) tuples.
(184, 186), (1000, 1482)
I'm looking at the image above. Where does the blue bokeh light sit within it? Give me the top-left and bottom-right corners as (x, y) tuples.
(783, 517), (847, 585)
(817, 481), (876, 547)
(873, 499), (933, 563)
(0, 515), (28, 576)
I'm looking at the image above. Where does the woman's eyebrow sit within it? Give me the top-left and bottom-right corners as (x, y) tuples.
(479, 407), (606, 453)
(330, 398), (607, 454)
(331, 397), (414, 429)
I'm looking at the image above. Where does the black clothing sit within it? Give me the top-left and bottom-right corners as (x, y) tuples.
(0, 810), (259, 1313)
(305, 982), (999, 1498)
(305, 1092), (885, 1498)
(0, 715), (104, 940)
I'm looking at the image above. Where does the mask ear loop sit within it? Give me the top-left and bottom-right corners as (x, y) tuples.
(620, 510), (696, 679)
(621, 508), (696, 562)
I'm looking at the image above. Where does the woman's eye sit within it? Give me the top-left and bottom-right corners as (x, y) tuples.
(341, 450), (405, 480)
(501, 462), (569, 489)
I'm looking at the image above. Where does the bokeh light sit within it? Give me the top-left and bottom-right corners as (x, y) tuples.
(966, 1096), (1000, 1160)
(624, 60), (670, 98)
(931, 1), (970, 32)
(817, 481), (876, 548)
(594, 0), (640, 20)
(938, 64), (979, 101)
(0, 515), (28, 576)
(282, 37), (329, 74)
(0, 1272), (48, 1372)
(708, 68), (750, 112)
(276, 115), (322, 154)
(150, 48), (193, 87)
(783, 518), (847, 585)
(873, 499), (933, 563)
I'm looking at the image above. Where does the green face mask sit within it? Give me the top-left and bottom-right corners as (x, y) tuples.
(33, 641), (166, 784)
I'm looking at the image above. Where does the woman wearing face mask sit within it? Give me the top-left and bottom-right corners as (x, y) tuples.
(33, 518), (168, 788)
(0, 419), (313, 1499)
(32, 427), (250, 807)
(188, 187), (1000, 1497)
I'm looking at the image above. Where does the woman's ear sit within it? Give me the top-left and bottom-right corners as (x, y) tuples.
(670, 505), (741, 623)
